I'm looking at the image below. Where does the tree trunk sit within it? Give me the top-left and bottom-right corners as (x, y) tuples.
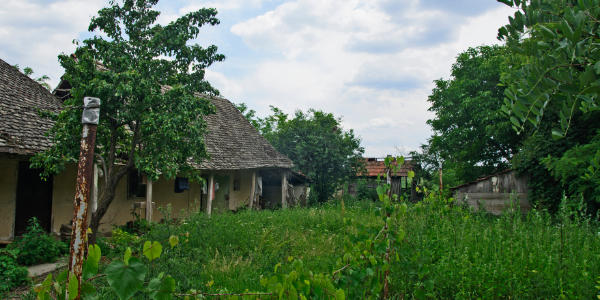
(88, 165), (132, 245)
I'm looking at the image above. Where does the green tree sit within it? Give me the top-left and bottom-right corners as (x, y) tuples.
(12, 64), (52, 91)
(31, 0), (225, 244)
(497, 0), (600, 208)
(236, 105), (364, 203)
(497, 0), (600, 137)
(426, 45), (522, 183)
(233, 103), (287, 136)
(271, 110), (364, 203)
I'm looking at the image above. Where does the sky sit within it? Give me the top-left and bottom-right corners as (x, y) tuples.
(0, 0), (515, 157)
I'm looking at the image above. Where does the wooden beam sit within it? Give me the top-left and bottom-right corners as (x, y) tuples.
(281, 169), (288, 209)
(249, 170), (256, 210)
(207, 172), (214, 216)
(91, 163), (98, 213)
(146, 179), (153, 221)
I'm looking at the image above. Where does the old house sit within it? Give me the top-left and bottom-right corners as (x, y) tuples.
(348, 157), (418, 200)
(450, 169), (531, 215)
(0, 58), (308, 242)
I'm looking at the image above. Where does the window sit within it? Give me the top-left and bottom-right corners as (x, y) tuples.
(128, 170), (146, 198)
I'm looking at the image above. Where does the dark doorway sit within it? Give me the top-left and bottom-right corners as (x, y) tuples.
(14, 161), (53, 235)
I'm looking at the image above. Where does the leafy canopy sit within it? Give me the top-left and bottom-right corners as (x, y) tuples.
(236, 105), (365, 203)
(426, 45), (522, 183)
(32, 0), (225, 183)
(497, 0), (600, 138)
(497, 0), (600, 206)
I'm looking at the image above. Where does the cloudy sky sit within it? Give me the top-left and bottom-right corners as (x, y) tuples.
(0, 0), (514, 157)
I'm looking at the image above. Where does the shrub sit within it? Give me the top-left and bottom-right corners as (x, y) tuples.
(0, 249), (30, 292)
(356, 178), (377, 201)
(10, 217), (67, 266)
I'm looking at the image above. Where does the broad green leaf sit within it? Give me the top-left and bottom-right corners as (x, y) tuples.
(143, 241), (163, 261)
(334, 289), (345, 300)
(552, 129), (564, 139)
(82, 260), (98, 281)
(398, 156), (405, 165)
(57, 269), (69, 284)
(397, 229), (406, 242)
(148, 275), (176, 300)
(572, 18), (584, 43)
(105, 258), (147, 300)
(169, 235), (179, 248)
(594, 61), (600, 75)
(581, 85), (600, 94)
(510, 116), (520, 128)
(538, 24), (556, 39)
(88, 244), (101, 265)
(124, 247), (132, 265)
(408, 171), (415, 178)
(80, 282), (98, 300)
(376, 185), (384, 196)
(289, 285), (298, 300)
(561, 19), (574, 40)
(68, 274), (79, 300)
(558, 84), (579, 93)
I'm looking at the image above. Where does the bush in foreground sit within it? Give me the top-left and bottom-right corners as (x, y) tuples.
(10, 217), (68, 266)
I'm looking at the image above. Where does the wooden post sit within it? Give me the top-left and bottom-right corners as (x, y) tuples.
(207, 172), (214, 216)
(249, 171), (256, 209)
(91, 163), (98, 213)
(281, 169), (288, 209)
(146, 179), (153, 221)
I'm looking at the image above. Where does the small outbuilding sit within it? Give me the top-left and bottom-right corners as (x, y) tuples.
(348, 157), (418, 200)
(450, 169), (531, 215)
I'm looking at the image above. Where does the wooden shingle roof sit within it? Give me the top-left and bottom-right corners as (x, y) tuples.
(0, 58), (61, 155)
(194, 95), (293, 170)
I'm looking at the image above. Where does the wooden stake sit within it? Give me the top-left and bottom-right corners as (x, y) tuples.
(146, 179), (153, 221)
(249, 171), (256, 209)
(207, 172), (214, 215)
(281, 169), (288, 209)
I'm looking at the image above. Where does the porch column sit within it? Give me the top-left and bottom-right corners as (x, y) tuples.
(146, 179), (153, 221)
(91, 163), (98, 212)
(249, 170), (256, 209)
(281, 169), (288, 209)
(207, 172), (214, 216)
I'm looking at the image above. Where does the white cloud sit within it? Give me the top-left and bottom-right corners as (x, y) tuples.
(223, 0), (514, 156)
(0, 0), (106, 89)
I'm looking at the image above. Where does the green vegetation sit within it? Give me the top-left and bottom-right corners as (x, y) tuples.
(9, 218), (68, 266)
(0, 249), (29, 293)
(25, 192), (599, 299)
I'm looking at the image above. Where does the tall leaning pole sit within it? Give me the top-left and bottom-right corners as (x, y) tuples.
(65, 97), (100, 300)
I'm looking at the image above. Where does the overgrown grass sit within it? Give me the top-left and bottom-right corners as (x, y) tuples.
(85, 196), (600, 298)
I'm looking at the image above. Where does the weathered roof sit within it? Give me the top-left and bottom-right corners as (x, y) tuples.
(360, 157), (415, 177)
(0, 58), (62, 155)
(449, 169), (513, 191)
(194, 94), (293, 170)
